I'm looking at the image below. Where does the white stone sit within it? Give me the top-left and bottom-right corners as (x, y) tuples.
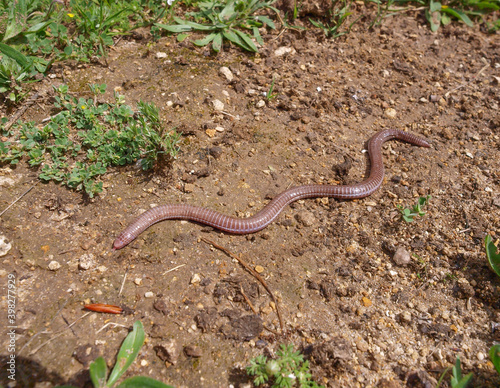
(212, 99), (224, 111)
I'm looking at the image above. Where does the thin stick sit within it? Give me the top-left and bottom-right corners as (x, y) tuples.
(96, 322), (128, 334)
(240, 285), (258, 315)
(4, 92), (40, 131)
(162, 263), (186, 275)
(201, 237), (285, 334)
(118, 268), (128, 296)
(0, 181), (39, 218)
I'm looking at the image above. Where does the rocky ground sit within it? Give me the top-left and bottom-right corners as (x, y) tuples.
(1, 4), (500, 387)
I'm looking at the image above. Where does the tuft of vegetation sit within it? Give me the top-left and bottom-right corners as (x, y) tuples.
(397, 195), (431, 223)
(155, 0), (278, 52)
(0, 84), (181, 197)
(368, 0), (499, 32)
(247, 344), (324, 388)
(309, 0), (360, 38)
(56, 321), (173, 388)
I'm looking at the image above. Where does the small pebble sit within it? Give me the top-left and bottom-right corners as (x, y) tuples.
(362, 297), (372, 307)
(134, 278), (143, 285)
(0, 235), (12, 257)
(191, 273), (201, 284)
(184, 345), (202, 358)
(156, 52), (167, 59)
(78, 253), (95, 270)
(255, 265), (264, 274)
(295, 211), (316, 227)
(393, 247), (411, 266)
(212, 99), (224, 111)
(401, 311), (412, 323)
(219, 66), (233, 82)
(184, 183), (195, 193)
(274, 46), (293, 56)
(155, 340), (180, 364)
(256, 100), (265, 108)
(145, 291), (155, 298)
(384, 108), (397, 119)
(477, 352), (485, 361)
(48, 261), (61, 271)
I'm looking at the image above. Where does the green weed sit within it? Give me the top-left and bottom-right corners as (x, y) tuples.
(155, 0), (278, 52)
(247, 344), (324, 388)
(309, 0), (360, 38)
(397, 195), (431, 223)
(369, 0), (499, 32)
(0, 84), (181, 197)
(56, 321), (173, 388)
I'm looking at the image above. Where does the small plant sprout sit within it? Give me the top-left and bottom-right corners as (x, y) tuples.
(266, 77), (277, 100)
(56, 321), (173, 388)
(247, 344), (324, 388)
(485, 234), (500, 278)
(397, 195), (431, 223)
(450, 356), (473, 388)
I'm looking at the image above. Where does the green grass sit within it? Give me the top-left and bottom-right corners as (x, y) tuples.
(0, 83), (181, 197)
(155, 0), (279, 52)
(0, 0), (498, 101)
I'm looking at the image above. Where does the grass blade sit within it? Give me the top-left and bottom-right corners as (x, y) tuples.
(107, 321), (146, 387)
(441, 7), (474, 27)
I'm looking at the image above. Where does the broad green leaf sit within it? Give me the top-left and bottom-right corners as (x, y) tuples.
(117, 376), (175, 388)
(155, 23), (192, 33)
(255, 15), (275, 29)
(193, 32), (217, 47)
(489, 345), (500, 375)
(222, 29), (253, 52)
(219, 1), (236, 19)
(485, 235), (500, 277)
(212, 33), (222, 52)
(429, 0), (442, 13)
(253, 27), (264, 46)
(89, 357), (108, 388)
(0, 43), (29, 67)
(234, 29), (258, 52)
(176, 33), (189, 42)
(426, 9), (442, 32)
(441, 8), (474, 27)
(173, 16), (217, 31)
(107, 321), (146, 387)
(25, 20), (52, 34)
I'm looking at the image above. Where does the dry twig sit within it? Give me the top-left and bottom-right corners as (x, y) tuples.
(201, 237), (285, 334)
